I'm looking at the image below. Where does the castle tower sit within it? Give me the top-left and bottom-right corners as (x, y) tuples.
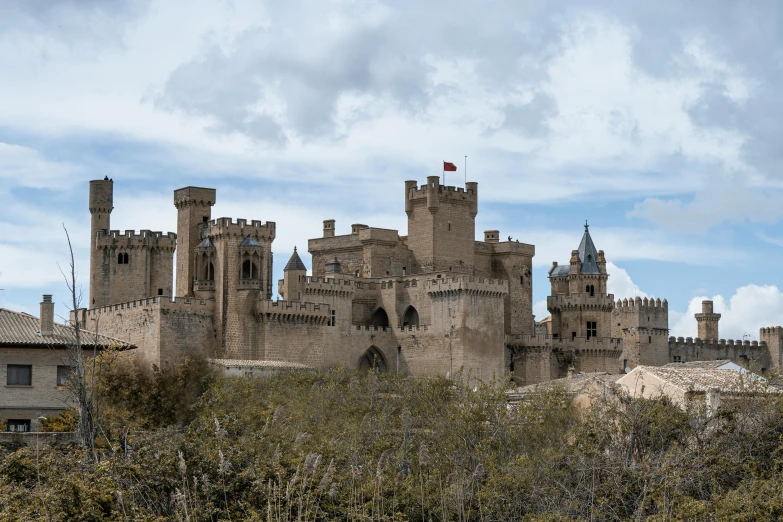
(547, 223), (612, 340)
(89, 178), (113, 307)
(760, 326), (783, 369)
(174, 187), (217, 297)
(404, 177), (478, 274)
(280, 247), (307, 301)
(695, 300), (721, 340)
(202, 217), (275, 359)
(88, 179), (177, 308)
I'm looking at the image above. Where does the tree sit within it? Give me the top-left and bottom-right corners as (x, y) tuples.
(60, 224), (97, 459)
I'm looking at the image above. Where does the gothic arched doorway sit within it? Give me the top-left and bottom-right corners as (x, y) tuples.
(359, 346), (388, 372)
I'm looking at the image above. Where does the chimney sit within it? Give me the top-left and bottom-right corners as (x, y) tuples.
(484, 230), (499, 243)
(40, 295), (54, 336)
(323, 219), (335, 238)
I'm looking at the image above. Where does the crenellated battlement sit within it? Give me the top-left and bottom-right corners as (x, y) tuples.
(95, 229), (177, 249)
(547, 294), (616, 311)
(426, 276), (508, 297)
(351, 324), (431, 335)
(668, 336), (765, 348)
(615, 297), (668, 310)
(201, 217), (276, 240)
(256, 300), (329, 323)
(761, 326), (783, 335)
(507, 333), (622, 350)
(78, 296), (215, 320)
(407, 184), (476, 202)
(301, 274), (356, 297)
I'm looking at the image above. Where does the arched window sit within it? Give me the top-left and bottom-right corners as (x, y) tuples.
(206, 262), (214, 281)
(242, 260), (252, 279)
(402, 306), (419, 327)
(118, 253), (123, 264)
(359, 346), (387, 372)
(123, 253), (129, 264)
(370, 307), (389, 328)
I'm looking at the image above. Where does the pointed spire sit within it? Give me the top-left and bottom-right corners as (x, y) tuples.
(577, 222), (600, 274)
(284, 246), (307, 271)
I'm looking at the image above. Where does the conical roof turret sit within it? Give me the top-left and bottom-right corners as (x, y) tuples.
(284, 247), (307, 271)
(577, 221), (600, 274)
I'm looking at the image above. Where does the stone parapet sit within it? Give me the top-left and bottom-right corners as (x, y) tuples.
(547, 293), (616, 311)
(173, 186), (216, 208)
(616, 296), (667, 309)
(407, 183), (476, 204)
(95, 229), (177, 250)
(507, 333), (622, 352)
(256, 300), (329, 323)
(426, 276), (508, 298)
(77, 296), (216, 321)
(201, 217), (276, 240)
(668, 336), (763, 348)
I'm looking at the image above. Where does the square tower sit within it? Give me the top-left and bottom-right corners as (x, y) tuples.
(404, 177), (478, 274)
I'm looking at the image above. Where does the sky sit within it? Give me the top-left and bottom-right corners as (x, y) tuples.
(1, 0), (782, 340)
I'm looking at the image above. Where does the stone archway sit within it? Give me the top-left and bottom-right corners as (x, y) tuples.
(359, 346), (388, 372)
(370, 307), (390, 327)
(402, 306), (419, 327)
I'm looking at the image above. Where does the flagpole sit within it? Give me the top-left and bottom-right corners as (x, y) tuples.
(464, 155), (467, 185)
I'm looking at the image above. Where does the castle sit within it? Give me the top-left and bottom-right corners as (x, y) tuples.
(73, 177), (783, 384)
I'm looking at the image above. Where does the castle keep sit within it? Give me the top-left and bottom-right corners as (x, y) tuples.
(74, 177), (783, 384)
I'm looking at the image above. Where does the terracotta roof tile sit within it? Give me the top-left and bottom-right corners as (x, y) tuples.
(0, 308), (134, 349)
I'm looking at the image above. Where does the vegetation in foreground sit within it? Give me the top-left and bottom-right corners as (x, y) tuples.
(2, 359), (783, 521)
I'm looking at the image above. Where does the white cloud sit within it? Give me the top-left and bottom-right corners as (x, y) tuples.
(533, 300), (549, 322)
(670, 285), (783, 340)
(606, 262), (648, 300)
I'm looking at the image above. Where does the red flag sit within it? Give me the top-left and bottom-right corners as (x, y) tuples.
(443, 161), (457, 171)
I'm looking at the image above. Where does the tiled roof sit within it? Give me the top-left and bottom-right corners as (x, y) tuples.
(629, 365), (773, 394)
(209, 358), (314, 369)
(577, 223), (600, 274)
(550, 265), (570, 277)
(0, 308), (134, 349)
(508, 372), (622, 402)
(196, 237), (214, 248)
(284, 247), (307, 271)
(664, 360), (732, 369)
(240, 235), (262, 247)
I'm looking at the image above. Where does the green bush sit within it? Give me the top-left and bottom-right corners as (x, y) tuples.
(2, 365), (783, 520)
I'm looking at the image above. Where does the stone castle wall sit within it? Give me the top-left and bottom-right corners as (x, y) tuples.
(75, 297), (216, 366)
(668, 336), (771, 372)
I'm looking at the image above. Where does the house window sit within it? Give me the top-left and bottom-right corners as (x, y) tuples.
(6, 420), (30, 432)
(7, 364), (32, 386)
(586, 321), (597, 339)
(585, 284), (595, 297)
(673, 355), (682, 363)
(56, 366), (71, 387)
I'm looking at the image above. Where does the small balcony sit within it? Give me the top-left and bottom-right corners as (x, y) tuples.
(238, 278), (263, 290)
(194, 280), (215, 292)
